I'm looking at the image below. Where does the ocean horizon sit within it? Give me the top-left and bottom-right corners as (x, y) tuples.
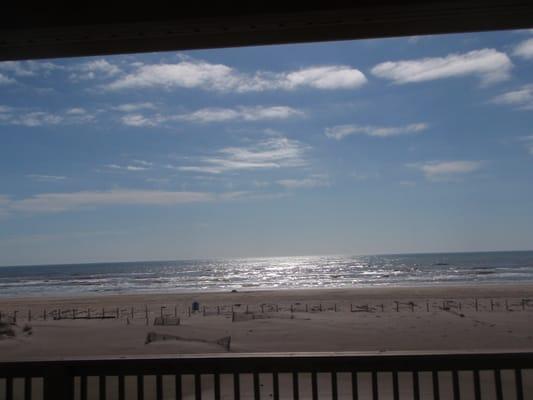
(1, 250), (533, 298)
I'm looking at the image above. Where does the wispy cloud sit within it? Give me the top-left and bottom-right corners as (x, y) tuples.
(0, 107), (95, 126)
(119, 106), (303, 127)
(371, 49), (512, 85)
(492, 85), (533, 110)
(114, 102), (156, 112)
(3, 190), (215, 214)
(513, 38), (533, 60)
(409, 160), (484, 180)
(176, 137), (308, 174)
(69, 59), (121, 81)
(277, 174), (329, 189)
(106, 57), (367, 92)
(325, 123), (427, 140)
(0, 60), (61, 77)
(26, 174), (67, 182)
(0, 73), (16, 85)
(104, 160), (153, 172)
(120, 114), (160, 127)
(176, 106), (304, 123)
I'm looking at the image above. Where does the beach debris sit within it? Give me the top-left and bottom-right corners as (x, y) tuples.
(145, 331), (231, 351)
(231, 289), (238, 293)
(22, 324), (32, 335)
(153, 316), (180, 326)
(192, 301), (200, 313)
(0, 321), (15, 338)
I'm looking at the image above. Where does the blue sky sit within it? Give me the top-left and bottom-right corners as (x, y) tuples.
(1, 29), (533, 266)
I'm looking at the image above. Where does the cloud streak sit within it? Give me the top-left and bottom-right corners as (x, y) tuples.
(492, 85), (533, 110)
(106, 58), (367, 92)
(176, 137), (308, 174)
(325, 123), (427, 140)
(410, 160), (484, 180)
(277, 174), (329, 189)
(513, 38), (533, 60)
(371, 49), (512, 85)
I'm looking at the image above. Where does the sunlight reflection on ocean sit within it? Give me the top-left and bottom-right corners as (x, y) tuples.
(1, 251), (533, 297)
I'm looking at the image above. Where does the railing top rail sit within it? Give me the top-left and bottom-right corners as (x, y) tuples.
(1, 351), (533, 377)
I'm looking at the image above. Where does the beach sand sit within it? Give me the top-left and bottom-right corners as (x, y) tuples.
(1, 284), (533, 399)
(1, 284), (533, 360)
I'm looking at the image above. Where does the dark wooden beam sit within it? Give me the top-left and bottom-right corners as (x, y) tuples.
(1, 2), (533, 61)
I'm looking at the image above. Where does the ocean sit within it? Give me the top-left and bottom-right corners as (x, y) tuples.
(1, 251), (533, 298)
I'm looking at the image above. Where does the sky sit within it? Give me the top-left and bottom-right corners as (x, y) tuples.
(1, 29), (533, 266)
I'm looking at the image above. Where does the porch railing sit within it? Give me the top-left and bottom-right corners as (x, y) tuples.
(1, 351), (532, 399)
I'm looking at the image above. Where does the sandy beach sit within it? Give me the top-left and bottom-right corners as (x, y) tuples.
(1, 284), (533, 361)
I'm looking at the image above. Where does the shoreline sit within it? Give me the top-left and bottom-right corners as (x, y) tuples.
(2, 281), (533, 303)
(3, 282), (533, 303)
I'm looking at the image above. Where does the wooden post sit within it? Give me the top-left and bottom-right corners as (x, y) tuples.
(116, 307), (120, 319)
(246, 305), (249, 314)
(306, 304), (309, 312)
(505, 300), (509, 311)
(57, 309), (60, 320)
(475, 298), (478, 312)
(132, 307), (135, 319)
(522, 299), (526, 311)
(261, 304), (264, 313)
(160, 306), (165, 319)
(334, 304), (337, 312)
(145, 305), (148, 320)
(43, 309), (46, 320)
(395, 301), (399, 312)
(380, 304), (384, 312)
(72, 309), (76, 319)
(174, 306), (178, 318)
(319, 303), (322, 312)
(188, 307), (191, 317)
(102, 308), (105, 319)
(276, 304), (279, 312)
(491, 299), (494, 311)
(28, 309), (31, 322)
(217, 306), (220, 315)
(410, 302), (414, 312)
(203, 306), (206, 316)
(291, 304), (294, 313)
(13, 311), (17, 323)
(459, 302), (462, 311)
(426, 302), (429, 312)
(232, 312), (235, 322)
(88, 308), (91, 319)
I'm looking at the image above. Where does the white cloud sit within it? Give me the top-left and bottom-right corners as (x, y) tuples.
(107, 58), (366, 92)
(410, 160), (484, 180)
(325, 123), (427, 140)
(177, 137), (308, 174)
(70, 59), (121, 81)
(0, 60), (60, 77)
(0, 107), (95, 126)
(0, 73), (16, 85)
(176, 106), (304, 123)
(105, 164), (149, 171)
(114, 102), (156, 112)
(277, 174), (329, 189)
(513, 38), (533, 60)
(26, 175), (67, 182)
(14, 112), (63, 127)
(492, 85), (533, 110)
(7, 190), (215, 213)
(371, 49), (512, 85)
(121, 114), (160, 127)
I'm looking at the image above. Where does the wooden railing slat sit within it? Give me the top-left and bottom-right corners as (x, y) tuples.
(351, 372), (358, 400)
(473, 370), (481, 400)
(515, 369), (524, 400)
(156, 374), (162, 400)
(392, 371), (399, 400)
(452, 370), (460, 400)
(195, 373), (202, 400)
(292, 372), (299, 400)
(272, 372), (279, 400)
(432, 370), (440, 400)
(233, 373), (241, 400)
(24, 377), (32, 400)
(311, 371), (318, 400)
(331, 372), (338, 400)
(136, 375), (143, 400)
(214, 373), (221, 400)
(253, 372), (260, 400)
(412, 371), (420, 400)
(118, 375), (125, 400)
(494, 369), (503, 400)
